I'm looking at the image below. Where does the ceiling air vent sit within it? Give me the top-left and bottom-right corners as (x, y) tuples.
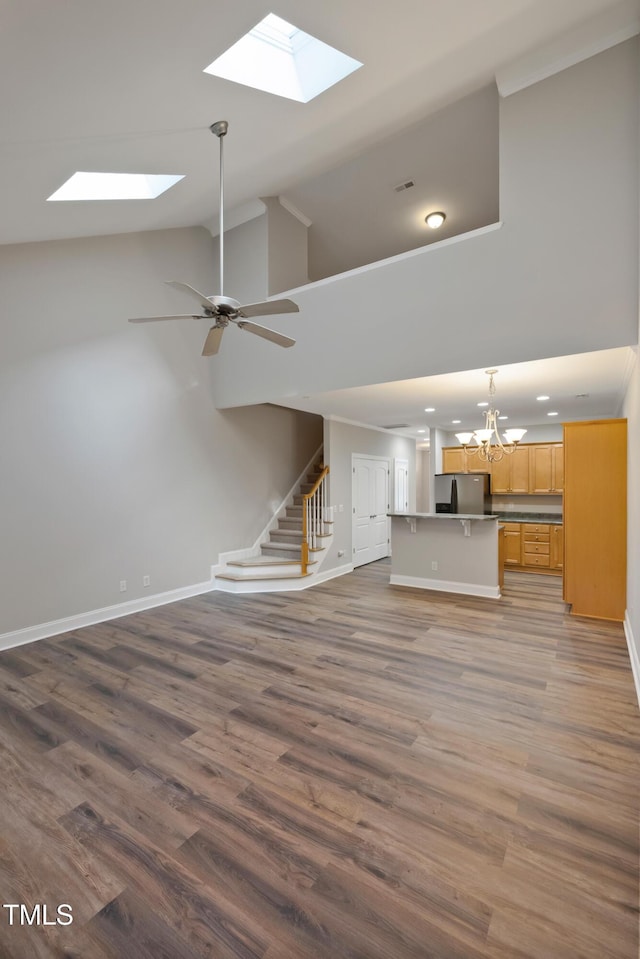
(379, 423), (410, 430)
(393, 179), (414, 193)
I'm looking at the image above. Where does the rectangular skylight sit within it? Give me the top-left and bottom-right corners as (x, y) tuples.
(47, 172), (185, 201)
(203, 12), (362, 103)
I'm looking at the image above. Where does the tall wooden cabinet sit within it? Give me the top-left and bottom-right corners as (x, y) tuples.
(563, 419), (626, 621)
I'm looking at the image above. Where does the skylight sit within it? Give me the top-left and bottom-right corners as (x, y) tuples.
(47, 172), (185, 202)
(203, 13), (362, 103)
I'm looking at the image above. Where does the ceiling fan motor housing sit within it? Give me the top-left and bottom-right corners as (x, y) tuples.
(209, 294), (242, 315)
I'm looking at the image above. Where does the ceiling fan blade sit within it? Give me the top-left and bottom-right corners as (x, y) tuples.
(202, 326), (224, 356)
(236, 298), (299, 319)
(129, 314), (204, 323)
(238, 321), (295, 348)
(165, 280), (217, 315)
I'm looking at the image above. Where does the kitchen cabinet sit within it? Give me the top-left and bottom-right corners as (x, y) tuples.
(441, 447), (467, 473)
(551, 524), (564, 570)
(500, 521), (562, 575)
(441, 442), (563, 495)
(522, 523), (550, 568)
(563, 419), (626, 621)
(490, 446), (530, 494)
(529, 444), (564, 493)
(502, 523), (522, 566)
(441, 447), (489, 474)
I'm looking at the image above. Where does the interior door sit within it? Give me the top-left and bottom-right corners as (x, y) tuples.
(352, 457), (390, 567)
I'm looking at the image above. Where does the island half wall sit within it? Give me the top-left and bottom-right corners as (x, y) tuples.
(388, 513), (500, 598)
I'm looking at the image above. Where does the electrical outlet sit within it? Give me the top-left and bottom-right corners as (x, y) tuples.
(431, 561), (438, 571)
(119, 580), (127, 592)
(337, 549), (345, 557)
(143, 575), (151, 588)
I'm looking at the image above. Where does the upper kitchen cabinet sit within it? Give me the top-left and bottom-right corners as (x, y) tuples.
(563, 419), (626, 621)
(529, 443), (564, 494)
(441, 447), (495, 474)
(441, 447), (467, 473)
(490, 445), (530, 494)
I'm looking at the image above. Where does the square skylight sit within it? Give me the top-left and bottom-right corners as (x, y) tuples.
(203, 12), (362, 103)
(47, 172), (185, 201)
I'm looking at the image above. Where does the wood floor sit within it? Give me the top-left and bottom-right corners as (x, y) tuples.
(0, 562), (638, 959)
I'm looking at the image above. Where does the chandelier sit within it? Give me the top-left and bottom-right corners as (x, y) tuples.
(455, 369), (526, 463)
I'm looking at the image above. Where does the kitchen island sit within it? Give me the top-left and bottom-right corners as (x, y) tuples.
(388, 512), (501, 598)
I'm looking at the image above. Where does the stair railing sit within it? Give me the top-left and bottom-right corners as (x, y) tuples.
(301, 465), (330, 575)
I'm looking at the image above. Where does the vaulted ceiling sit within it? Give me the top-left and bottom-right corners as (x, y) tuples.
(2, 0), (634, 247)
(3, 0), (637, 437)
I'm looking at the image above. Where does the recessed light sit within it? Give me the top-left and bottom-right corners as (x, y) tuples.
(498, 415), (508, 420)
(536, 395), (550, 401)
(452, 419), (461, 424)
(417, 429), (425, 434)
(203, 12), (362, 103)
(424, 407), (435, 412)
(477, 401), (489, 407)
(547, 411), (559, 416)
(425, 211), (446, 229)
(47, 172), (184, 201)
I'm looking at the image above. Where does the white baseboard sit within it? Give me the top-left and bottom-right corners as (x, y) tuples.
(0, 578), (216, 652)
(0, 559), (356, 651)
(623, 611), (640, 709)
(389, 574), (501, 599)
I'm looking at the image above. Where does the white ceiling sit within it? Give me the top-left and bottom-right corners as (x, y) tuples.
(277, 347), (637, 446)
(3, 0), (637, 437)
(1, 0), (634, 247)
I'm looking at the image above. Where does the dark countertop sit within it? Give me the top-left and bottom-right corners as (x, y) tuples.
(495, 512), (563, 525)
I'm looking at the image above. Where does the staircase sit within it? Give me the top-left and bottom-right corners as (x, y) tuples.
(214, 459), (332, 592)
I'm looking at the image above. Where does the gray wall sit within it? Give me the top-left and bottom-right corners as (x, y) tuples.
(0, 227), (321, 635)
(209, 214), (268, 303)
(262, 198), (309, 295)
(324, 419), (416, 571)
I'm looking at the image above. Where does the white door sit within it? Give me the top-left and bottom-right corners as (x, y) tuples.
(394, 458), (409, 512)
(352, 457), (390, 567)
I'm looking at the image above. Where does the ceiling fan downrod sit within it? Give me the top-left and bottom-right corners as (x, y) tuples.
(210, 120), (228, 296)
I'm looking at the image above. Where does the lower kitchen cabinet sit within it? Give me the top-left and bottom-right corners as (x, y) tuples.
(502, 523), (522, 566)
(551, 524), (564, 570)
(522, 523), (551, 569)
(501, 521), (563, 575)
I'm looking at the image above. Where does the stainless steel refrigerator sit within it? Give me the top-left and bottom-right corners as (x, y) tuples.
(434, 473), (492, 515)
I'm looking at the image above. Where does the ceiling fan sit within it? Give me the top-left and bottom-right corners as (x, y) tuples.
(129, 120), (299, 356)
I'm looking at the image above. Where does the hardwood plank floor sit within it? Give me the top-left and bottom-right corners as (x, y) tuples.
(0, 562), (638, 958)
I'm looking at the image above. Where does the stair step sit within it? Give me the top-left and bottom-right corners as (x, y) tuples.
(223, 557), (317, 578)
(270, 530), (303, 543)
(261, 548), (302, 560)
(228, 556), (312, 568)
(278, 518), (303, 530)
(260, 544), (325, 559)
(217, 571), (311, 583)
